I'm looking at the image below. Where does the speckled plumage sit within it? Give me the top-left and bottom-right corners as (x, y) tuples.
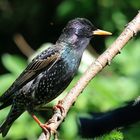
(0, 18), (111, 137)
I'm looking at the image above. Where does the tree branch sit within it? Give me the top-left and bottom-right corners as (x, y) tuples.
(13, 33), (35, 57)
(38, 12), (140, 140)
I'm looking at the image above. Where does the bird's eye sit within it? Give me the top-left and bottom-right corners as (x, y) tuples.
(75, 29), (84, 36)
(86, 27), (91, 31)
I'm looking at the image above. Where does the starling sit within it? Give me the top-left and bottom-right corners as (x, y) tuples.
(0, 18), (111, 137)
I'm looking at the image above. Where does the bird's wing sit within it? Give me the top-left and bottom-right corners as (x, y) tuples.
(15, 52), (60, 86)
(0, 47), (60, 102)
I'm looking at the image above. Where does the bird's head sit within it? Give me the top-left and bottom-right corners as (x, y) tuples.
(57, 18), (112, 50)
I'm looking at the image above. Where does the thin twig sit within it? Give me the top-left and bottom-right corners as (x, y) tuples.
(38, 12), (140, 140)
(13, 33), (35, 57)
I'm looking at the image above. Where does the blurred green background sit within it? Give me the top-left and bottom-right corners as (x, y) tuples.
(0, 0), (140, 139)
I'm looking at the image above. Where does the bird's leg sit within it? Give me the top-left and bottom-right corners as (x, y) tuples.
(30, 114), (56, 135)
(31, 114), (50, 134)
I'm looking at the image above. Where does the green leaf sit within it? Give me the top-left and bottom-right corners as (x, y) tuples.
(0, 74), (16, 94)
(96, 130), (123, 140)
(1, 54), (27, 76)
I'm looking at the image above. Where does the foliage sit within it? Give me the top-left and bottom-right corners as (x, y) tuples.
(0, 0), (140, 140)
(0, 54), (27, 94)
(96, 130), (124, 140)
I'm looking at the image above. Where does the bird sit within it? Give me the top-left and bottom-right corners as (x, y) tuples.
(0, 18), (112, 137)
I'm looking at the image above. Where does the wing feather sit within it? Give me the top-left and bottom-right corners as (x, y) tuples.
(0, 48), (60, 102)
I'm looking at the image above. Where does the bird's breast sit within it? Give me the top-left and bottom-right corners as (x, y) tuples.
(33, 50), (81, 105)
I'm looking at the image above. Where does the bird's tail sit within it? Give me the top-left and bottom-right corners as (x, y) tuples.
(0, 105), (24, 137)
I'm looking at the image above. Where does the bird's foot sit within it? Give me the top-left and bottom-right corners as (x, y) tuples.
(40, 123), (56, 135)
(40, 123), (58, 139)
(53, 100), (65, 116)
(31, 114), (57, 138)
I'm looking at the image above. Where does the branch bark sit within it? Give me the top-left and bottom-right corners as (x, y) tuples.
(38, 12), (140, 140)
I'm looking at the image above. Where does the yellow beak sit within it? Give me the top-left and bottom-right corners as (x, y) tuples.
(93, 29), (112, 35)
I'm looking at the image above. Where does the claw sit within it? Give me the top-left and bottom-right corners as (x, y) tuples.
(40, 123), (57, 135)
(53, 100), (65, 115)
(40, 123), (51, 135)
